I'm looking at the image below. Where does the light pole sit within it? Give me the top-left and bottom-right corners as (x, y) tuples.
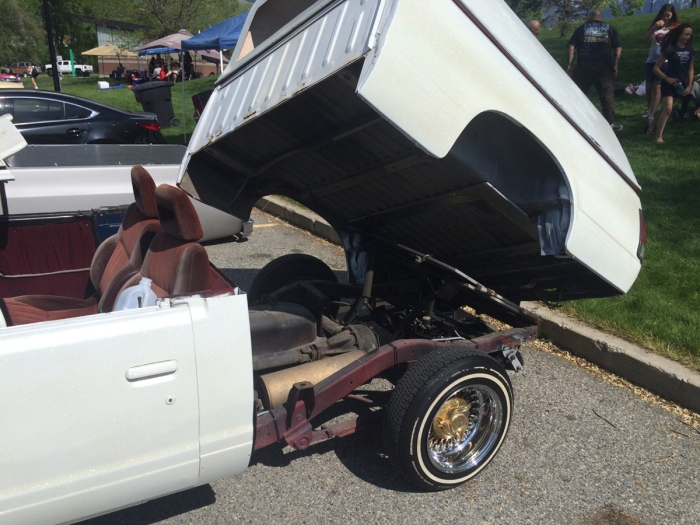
(43, 0), (61, 92)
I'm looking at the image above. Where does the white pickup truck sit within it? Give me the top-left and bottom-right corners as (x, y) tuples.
(45, 56), (94, 77)
(1, 1), (644, 524)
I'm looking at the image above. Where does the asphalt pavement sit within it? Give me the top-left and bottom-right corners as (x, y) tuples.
(83, 209), (700, 525)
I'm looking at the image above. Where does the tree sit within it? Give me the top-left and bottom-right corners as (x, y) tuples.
(505, 0), (544, 21)
(609, 0), (645, 16)
(0, 0), (48, 64)
(545, 0), (610, 37)
(131, 0), (206, 37)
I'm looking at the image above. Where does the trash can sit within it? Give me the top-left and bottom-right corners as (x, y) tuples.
(132, 81), (179, 128)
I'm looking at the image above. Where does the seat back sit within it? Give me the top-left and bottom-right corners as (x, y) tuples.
(120, 184), (210, 299)
(92, 165), (162, 311)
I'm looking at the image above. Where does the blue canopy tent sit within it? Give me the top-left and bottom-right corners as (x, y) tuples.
(181, 12), (248, 53)
(138, 47), (180, 56)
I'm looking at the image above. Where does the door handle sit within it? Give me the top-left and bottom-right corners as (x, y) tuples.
(66, 128), (86, 135)
(126, 360), (178, 381)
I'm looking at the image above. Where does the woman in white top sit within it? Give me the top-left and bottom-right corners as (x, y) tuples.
(643, 4), (679, 124)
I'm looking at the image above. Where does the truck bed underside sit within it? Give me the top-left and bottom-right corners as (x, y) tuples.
(184, 60), (620, 303)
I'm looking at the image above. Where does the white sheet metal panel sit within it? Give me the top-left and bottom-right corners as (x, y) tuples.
(0, 304), (200, 525)
(356, 0), (641, 292)
(179, 293), (255, 485)
(4, 163), (241, 242)
(457, 0), (637, 188)
(0, 114), (26, 169)
(183, 0), (381, 168)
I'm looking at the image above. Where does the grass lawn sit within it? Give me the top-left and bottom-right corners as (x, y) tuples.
(22, 74), (217, 145)
(20, 10), (700, 371)
(538, 9), (700, 371)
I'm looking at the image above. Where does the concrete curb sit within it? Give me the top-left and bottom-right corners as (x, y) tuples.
(254, 197), (700, 414)
(522, 302), (700, 414)
(255, 196), (342, 245)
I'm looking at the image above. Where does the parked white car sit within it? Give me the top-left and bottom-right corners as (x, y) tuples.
(0, 0), (645, 523)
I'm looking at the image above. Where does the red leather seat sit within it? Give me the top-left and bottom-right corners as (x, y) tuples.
(0, 166), (162, 326)
(117, 184), (210, 298)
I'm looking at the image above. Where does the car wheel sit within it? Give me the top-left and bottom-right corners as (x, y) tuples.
(383, 347), (513, 491)
(248, 253), (340, 317)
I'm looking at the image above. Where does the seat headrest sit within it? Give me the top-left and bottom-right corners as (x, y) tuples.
(131, 165), (158, 218)
(155, 184), (204, 241)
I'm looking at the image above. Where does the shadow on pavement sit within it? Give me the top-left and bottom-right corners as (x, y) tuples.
(79, 484), (216, 525)
(249, 392), (418, 494)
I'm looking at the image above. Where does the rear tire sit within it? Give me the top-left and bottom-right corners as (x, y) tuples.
(248, 254), (339, 317)
(383, 347), (513, 491)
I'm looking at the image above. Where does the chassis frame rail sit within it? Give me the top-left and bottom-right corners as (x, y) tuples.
(253, 325), (538, 451)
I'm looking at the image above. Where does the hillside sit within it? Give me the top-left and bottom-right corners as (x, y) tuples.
(536, 9), (700, 372)
(539, 8), (700, 89)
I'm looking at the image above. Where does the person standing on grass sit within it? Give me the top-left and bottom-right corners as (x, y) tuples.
(642, 3), (679, 128)
(527, 20), (541, 37)
(653, 24), (695, 145)
(567, 10), (623, 131)
(26, 64), (39, 89)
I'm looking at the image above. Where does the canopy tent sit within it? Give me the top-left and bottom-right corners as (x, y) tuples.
(137, 30), (227, 63)
(137, 30), (229, 145)
(82, 44), (138, 57)
(82, 44), (139, 80)
(137, 47), (179, 56)
(181, 12), (248, 52)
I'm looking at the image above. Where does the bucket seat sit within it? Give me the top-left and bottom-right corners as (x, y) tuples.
(0, 166), (162, 325)
(116, 184), (210, 298)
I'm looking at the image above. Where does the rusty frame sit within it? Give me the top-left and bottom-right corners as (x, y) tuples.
(253, 325), (537, 451)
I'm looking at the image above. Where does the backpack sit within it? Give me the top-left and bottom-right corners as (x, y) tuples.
(31, 67), (39, 78)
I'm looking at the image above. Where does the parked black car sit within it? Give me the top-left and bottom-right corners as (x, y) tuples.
(0, 90), (167, 144)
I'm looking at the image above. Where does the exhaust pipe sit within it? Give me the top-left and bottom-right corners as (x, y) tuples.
(259, 350), (366, 409)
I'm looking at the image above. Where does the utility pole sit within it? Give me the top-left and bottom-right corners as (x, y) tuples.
(43, 0), (61, 92)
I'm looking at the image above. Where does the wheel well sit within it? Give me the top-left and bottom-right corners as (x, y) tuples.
(447, 111), (570, 216)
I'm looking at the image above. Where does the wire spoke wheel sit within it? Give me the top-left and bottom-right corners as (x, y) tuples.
(427, 384), (503, 474)
(383, 347), (513, 491)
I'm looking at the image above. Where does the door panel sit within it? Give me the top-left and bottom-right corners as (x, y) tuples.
(0, 213), (96, 298)
(0, 304), (200, 525)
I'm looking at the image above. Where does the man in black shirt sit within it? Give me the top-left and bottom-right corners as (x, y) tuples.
(567, 10), (623, 131)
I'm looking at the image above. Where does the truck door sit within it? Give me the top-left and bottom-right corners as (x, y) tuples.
(0, 303), (201, 525)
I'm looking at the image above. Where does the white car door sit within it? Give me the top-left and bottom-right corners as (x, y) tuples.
(0, 303), (200, 525)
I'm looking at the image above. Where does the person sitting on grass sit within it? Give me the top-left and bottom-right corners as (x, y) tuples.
(652, 24), (695, 144)
(675, 73), (700, 121)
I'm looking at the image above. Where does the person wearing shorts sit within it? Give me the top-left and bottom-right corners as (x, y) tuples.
(653, 24), (695, 144)
(642, 4), (679, 119)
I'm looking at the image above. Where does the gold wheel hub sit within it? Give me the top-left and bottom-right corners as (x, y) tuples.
(432, 397), (471, 441)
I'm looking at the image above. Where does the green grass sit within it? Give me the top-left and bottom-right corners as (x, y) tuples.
(537, 10), (700, 372)
(21, 11), (700, 371)
(22, 74), (217, 144)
